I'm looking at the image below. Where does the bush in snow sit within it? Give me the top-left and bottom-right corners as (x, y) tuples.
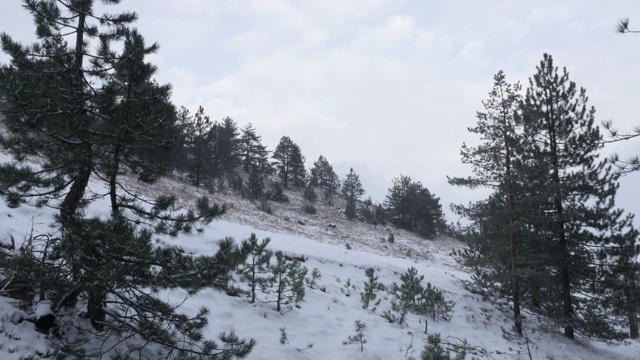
(240, 234), (273, 303)
(343, 320), (367, 351)
(361, 267), (386, 310)
(262, 251), (307, 312)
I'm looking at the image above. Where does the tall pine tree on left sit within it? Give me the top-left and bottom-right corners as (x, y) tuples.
(0, 1), (254, 358)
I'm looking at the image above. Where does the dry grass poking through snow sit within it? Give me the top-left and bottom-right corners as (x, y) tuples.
(122, 173), (465, 267)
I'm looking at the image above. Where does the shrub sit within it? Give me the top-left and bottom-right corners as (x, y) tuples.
(361, 268), (385, 310)
(303, 204), (317, 215)
(303, 186), (317, 203)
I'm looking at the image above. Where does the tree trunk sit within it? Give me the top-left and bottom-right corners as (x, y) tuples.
(88, 285), (106, 331)
(628, 308), (639, 339)
(60, 163), (91, 227)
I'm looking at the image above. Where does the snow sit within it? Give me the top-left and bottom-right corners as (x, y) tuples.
(0, 171), (638, 359)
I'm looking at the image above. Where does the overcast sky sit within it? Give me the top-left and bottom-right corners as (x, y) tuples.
(2, 0), (640, 223)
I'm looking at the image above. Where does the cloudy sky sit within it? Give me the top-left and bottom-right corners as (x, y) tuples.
(2, 0), (640, 223)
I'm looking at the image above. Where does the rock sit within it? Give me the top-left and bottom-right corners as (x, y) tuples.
(328, 223), (337, 228)
(298, 220), (305, 225)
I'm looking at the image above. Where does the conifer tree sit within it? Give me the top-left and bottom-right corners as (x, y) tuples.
(180, 106), (215, 185)
(263, 251), (307, 312)
(343, 168), (365, 221)
(342, 168), (365, 200)
(448, 71), (526, 334)
(603, 214), (640, 338)
(213, 116), (241, 175)
(386, 267), (424, 325)
(272, 136), (306, 188)
(240, 234), (273, 304)
(0, 1), (252, 357)
(240, 123), (271, 174)
(519, 54), (621, 339)
(310, 156), (340, 190)
(385, 175), (445, 238)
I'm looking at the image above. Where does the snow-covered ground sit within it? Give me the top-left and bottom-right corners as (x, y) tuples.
(0, 172), (638, 359)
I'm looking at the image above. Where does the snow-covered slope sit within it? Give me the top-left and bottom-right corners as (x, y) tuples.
(0, 173), (638, 359)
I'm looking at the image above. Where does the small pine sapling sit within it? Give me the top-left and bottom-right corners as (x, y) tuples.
(388, 233), (395, 243)
(263, 251), (307, 312)
(279, 327), (289, 345)
(415, 283), (455, 322)
(343, 320), (367, 351)
(361, 268), (385, 310)
(341, 278), (357, 297)
(240, 233), (273, 303)
(305, 267), (321, 289)
(388, 267), (424, 325)
(280, 326), (314, 352)
(420, 334), (466, 360)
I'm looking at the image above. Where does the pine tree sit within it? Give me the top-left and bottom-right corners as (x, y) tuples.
(213, 116), (241, 175)
(310, 156), (340, 190)
(0, 2), (253, 357)
(519, 53), (621, 339)
(387, 267), (424, 325)
(421, 334), (466, 360)
(385, 175), (445, 238)
(272, 136), (306, 188)
(240, 234), (273, 304)
(603, 214), (640, 338)
(240, 123), (271, 174)
(309, 155), (340, 204)
(361, 268), (385, 310)
(263, 251), (307, 312)
(303, 185), (318, 203)
(342, 168), (365, 200)
(181, 106), (216, 185)
(343, 168), (365, 221)
(448, 71), (526, 334)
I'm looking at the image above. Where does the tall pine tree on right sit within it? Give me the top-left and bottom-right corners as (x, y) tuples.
(517, 53), (623, 339)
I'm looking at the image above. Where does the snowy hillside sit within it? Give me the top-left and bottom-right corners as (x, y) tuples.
(0, 172), (638, 359)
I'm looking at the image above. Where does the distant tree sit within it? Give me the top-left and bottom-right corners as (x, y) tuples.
(342, 168), (365, 200)
(272, 136), (306, 188)
(343, 168), (365, 220)
(385, 175), (444, 238)
(213, 117), (241, 175)
(247, 169), (264, 200)
(310, 156), (340, 190)
(303, 185), (318, 203)
(181, 106), (215, 185)
(345, 198), (357, 220)
(240, 123), (271, 174)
